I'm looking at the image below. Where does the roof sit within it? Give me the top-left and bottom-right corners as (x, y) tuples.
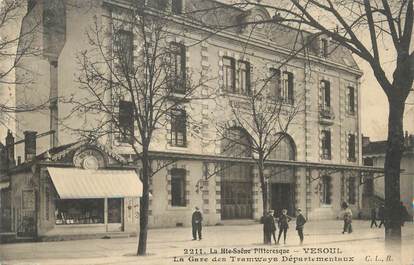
(362, 140), (388, 155)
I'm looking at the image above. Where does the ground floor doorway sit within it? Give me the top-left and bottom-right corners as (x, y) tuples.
(270, 183), (295, 217)
(221, 163), (253, 220)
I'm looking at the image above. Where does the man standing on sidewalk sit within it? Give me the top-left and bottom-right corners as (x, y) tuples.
(295, 209), (306, 245)
(378, 204), (385, 228)
(192, 207), (203, 240)
(370, 206), (378, 228)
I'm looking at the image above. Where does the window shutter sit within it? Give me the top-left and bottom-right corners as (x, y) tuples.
(325, 81), (331, 107)
(247, 63), (252, 95)
(288, 72), (294, 104)
(231, 58), (236, 93)
(180, 44), (186, 84)
(326, 130), (331, 157)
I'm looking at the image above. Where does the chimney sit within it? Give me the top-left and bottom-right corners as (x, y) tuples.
(24, 131), (37, 161)
(5, 130), (15, 168)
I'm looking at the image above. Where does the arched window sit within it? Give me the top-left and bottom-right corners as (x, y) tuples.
(269, 134), (296, 161)
(221, 127), (251, 157)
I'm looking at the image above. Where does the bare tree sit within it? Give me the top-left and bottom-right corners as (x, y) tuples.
(215, 65), (303, 225)
(198, 0), (413, 243)
(71, 2), (209, 256)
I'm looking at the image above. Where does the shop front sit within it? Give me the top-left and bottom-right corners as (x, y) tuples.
(42, 167), (142, 237)
(7, 141), (142, 240)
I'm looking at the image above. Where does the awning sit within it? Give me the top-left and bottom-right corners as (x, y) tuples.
(0, 181), (9, 190)
(47, 167), (142, 199)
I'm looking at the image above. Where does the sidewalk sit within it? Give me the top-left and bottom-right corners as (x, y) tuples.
(0, 220), (413, 265)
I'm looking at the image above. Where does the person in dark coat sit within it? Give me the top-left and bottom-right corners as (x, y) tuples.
(192, 207), (203, 240)
(296, 208), (306, 245)
(262, 211), (273, 244)
(370, 206), (378, 228)
(269, 210), (277, 244)
(277, 209), (292, 245)
(378, 204), (385, 228)
(400, 201), (409, 227)
(341, 202), (353, 234)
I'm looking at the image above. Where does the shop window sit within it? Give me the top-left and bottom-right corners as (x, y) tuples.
(170, 109), (187, 147)
(348, 86), (355, 114)
(321, 80), (331, 110)
(223, 56), (236, 93)
(114, 30), (133, 73)
(171, 168), (186, 206)
(108, 198), (123, 223)
(322, 176), (332, 204)
(238, 61), (251, 95)
(321, 130), (331, 160)
(348, 177), (356, 204)
(348, 134), (356, 161)
(55, 199), (104, 225)
(118, 100), (134, 144)
(282, 71), (294, 104)
(169, 42), (186, 93)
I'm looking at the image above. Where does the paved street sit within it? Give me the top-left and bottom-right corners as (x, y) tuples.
(0, 220), (413, 265)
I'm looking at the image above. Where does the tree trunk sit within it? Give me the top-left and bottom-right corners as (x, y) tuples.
(137, 144), (150, 255)
(384, 97), (405, 243)
(258, 154), (268, 215)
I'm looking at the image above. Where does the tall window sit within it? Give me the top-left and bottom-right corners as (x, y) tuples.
(171, 109), (187, 147)
(348, 134), (356, 161)
(269, 68), (281, 100)
(114, 30), (133, 72)
(348, 86), (355, 114)
(172, 0), (183, 14)
(170, 42), (186, 93)
(321, 80), (331, 110)
(171, 168), (186, 206)
(223, 56), (236, 93)
(321, 130), (331, 160)
(283, 71), (294, 104)
(321, 38), (328, 57)
(119, 100), (134, 143)
(322, 176), (332, 204)
(238, 61), (251, 95)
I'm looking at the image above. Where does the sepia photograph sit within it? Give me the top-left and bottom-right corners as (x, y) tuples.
(0, 0), (413, 264)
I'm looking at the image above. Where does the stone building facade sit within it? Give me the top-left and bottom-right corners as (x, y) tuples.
(6, 0), (382, 235)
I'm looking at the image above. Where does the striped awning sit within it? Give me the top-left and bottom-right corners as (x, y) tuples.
(47, 167), (142, 199)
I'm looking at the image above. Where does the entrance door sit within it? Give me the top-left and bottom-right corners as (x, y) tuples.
(221, 164), (253, 220)
(271, 184), (295, 216)
(107, 198), (124, 232)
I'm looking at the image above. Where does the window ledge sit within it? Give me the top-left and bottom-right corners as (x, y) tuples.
(167, 206), (190, 211)
(166, 145), (189, 151)
(320, 204), (332, 208)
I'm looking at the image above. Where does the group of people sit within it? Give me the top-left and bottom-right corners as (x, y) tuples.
(262, 208), (306, 245)
(191, 201), (411, 244)
(370, 201), (409, 228)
